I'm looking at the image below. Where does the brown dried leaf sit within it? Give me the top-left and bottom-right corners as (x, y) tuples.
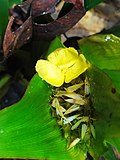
(3, 0), (32, 57)
(31, 0), (60, 17)
(33, 0), (85, 40)
(3, 0), (85, 56)
(3, 16), (32, 57)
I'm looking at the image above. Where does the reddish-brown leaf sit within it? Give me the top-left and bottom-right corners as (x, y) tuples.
(3, 0), (85, 56)
(33, 0), (85, 40)
(3, 16), (32, 57)
(3, 0), (32, 56)
(31, 0), (60, 17)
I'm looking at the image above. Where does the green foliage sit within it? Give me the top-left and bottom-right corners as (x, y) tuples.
(0, 0), (9, 37)
(78, 34), (120, 92)
(0, 0), (21, 37)
(84, 0), (104, 10)
(9, 0), (22, 7)
(78, 34), (120, 158)
(0, 74), (72, 159)
(86, 66), (120, 158)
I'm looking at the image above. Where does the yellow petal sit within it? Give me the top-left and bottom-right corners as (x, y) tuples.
(48, 47), (79, 71)
(35, 60), (64, 87)
(64, 54), (88, 83)
(36, 48), (89, 87)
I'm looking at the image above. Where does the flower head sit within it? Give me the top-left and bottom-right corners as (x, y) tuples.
(35, 47), (89, 87)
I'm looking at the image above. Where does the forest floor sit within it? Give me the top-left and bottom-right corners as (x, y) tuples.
(61, 0), (120, 41)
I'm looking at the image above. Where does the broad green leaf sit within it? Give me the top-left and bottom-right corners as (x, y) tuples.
(78, 34), (120, 158)
(0, 74), (72, 160)
(84, 0), (103, 10)
(78, 34), (120, 92)
(103, 70), (120, 93)
(86, 66), (120, 159)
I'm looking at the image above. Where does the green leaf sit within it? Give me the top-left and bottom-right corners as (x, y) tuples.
(0, 74), (72, 160)
(103, 70), (120, 93)
(78, 34), (120, 158)
(86, 66), (120, 159)
(78, 34), (120, 92)
(84, 0), (103, 10)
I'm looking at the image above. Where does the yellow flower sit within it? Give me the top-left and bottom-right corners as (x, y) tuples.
(35, 47), (89, 87)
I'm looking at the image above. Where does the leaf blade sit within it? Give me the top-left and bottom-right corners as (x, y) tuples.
(0, 74), (72, 159)
(78, 34), (120, 92)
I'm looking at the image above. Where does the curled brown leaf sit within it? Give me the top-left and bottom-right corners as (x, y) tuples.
(33, 0), (85, 40)
(3, 0), (85, 56)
